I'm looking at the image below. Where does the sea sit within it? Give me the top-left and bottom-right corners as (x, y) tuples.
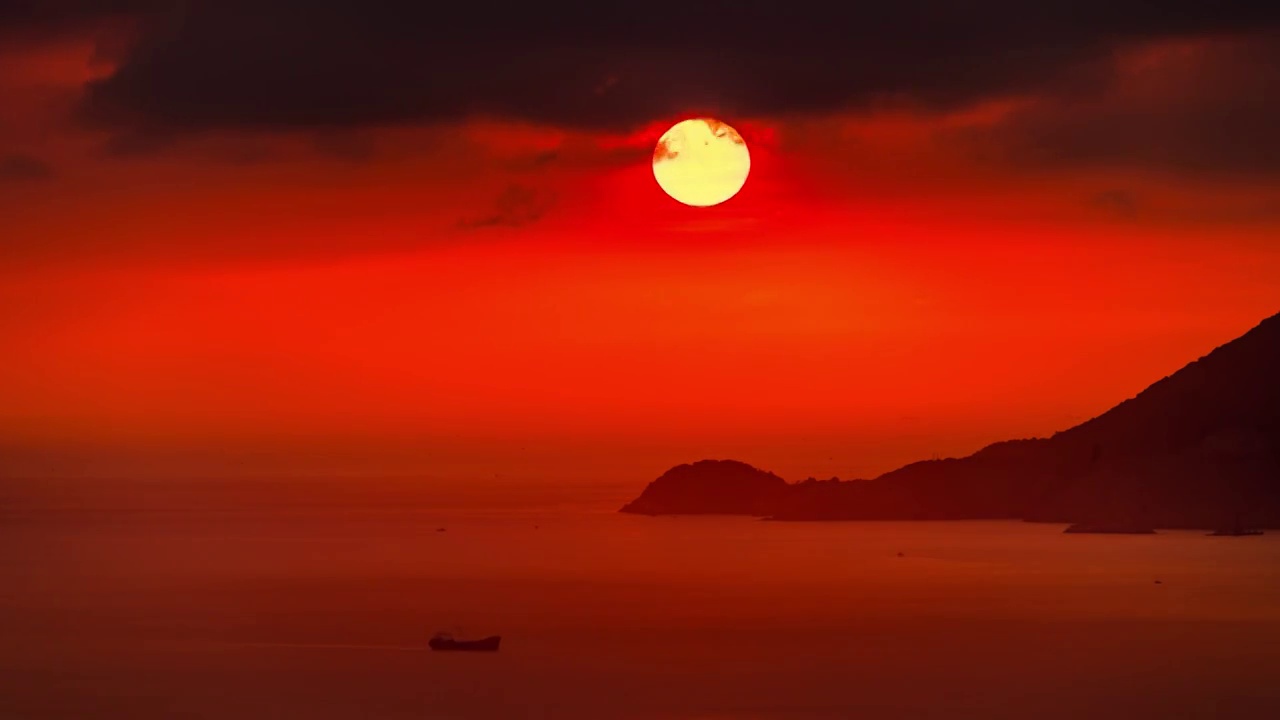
(3, 476), (1280, 719)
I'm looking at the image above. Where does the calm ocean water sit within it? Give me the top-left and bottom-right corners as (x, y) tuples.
(3, 477), (1280, 719)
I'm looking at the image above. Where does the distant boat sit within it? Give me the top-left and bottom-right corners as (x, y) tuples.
(1063, 522), (1155, 534)
(429, 632), (501, 652)
(1208, 514), (1264, 537)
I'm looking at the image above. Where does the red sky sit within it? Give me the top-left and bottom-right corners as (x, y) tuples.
(2, 12), (1279, 482)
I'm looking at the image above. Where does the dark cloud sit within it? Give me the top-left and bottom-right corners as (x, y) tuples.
(100, 128), (175, 157)
(461, 184), (556, 229)
(311, 129), (377, 163)
(0, 153), (53, 181)
(954, 32), (1280, 176)
(67, 1), (1280, 135)
(0, 1), (161, 37)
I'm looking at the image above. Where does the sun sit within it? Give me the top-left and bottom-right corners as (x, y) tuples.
(653, 118), (750, 207)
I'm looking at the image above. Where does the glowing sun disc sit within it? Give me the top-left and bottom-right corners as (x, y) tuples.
(653, 118), (750, 207)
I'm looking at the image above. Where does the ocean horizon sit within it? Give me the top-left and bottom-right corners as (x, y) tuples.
(4, 476), (1279, 719)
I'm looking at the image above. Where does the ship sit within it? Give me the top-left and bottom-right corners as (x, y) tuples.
(1208, 513), (1264, 537)
(1063, 522), (1155, 534)
(429, 632), (501, 651)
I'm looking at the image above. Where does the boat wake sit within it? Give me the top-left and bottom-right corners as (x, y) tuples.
(223, 641), (428, 652)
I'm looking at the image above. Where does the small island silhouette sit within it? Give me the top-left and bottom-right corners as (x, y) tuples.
(619, 460), (789, 516)
(622, 311), (1280, 529)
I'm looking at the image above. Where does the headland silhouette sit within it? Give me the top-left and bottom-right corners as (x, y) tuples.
(622, 311), (1280, 529)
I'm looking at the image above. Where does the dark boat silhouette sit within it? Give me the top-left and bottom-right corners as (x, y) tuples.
(1063, 522), (1155, 534)
(429, 632), (501, 652)
(1208, 513), (1264, 537)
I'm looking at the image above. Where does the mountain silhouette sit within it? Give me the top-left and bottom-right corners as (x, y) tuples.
(621, 311), (1280, 528)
